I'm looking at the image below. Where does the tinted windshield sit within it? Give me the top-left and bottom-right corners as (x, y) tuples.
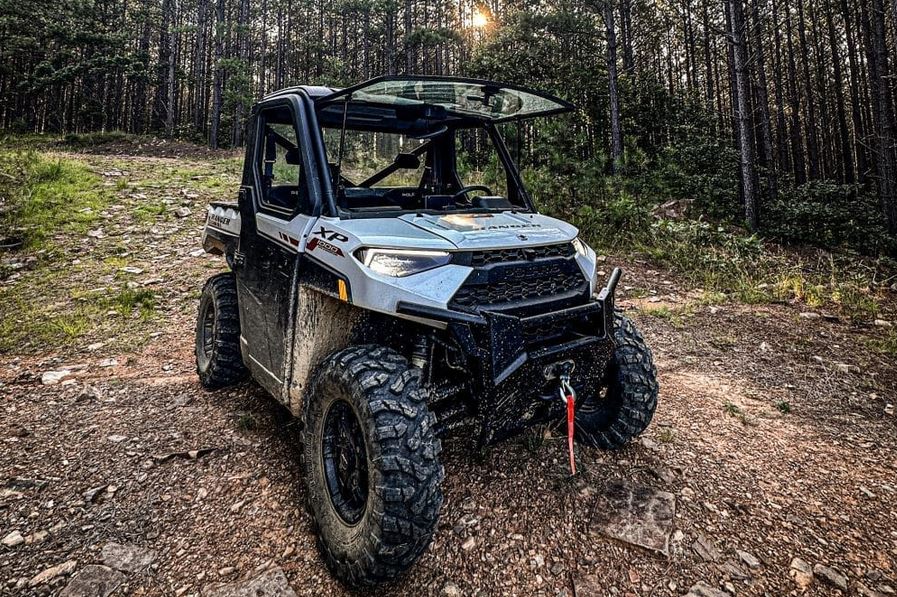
(320, 77), (573, 122)
(321, 125), (526, 216)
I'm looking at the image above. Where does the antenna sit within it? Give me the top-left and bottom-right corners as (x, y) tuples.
(334, 94), (351, 195)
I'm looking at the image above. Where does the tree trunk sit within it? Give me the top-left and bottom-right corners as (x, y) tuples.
(701, 0), (715, 110)
(604, 1), (624, 173)
(771, 0), (790, 173)
(828, 7), (855, 183)
(796, 0), (820, 179)
(232, 0), (250, 147)
(750, 0), (777, 201)
(843, 0), (870, 181)
(209, 0), (225, 149)
(193, 0), (209, 133)
(729, 0), (759, 230)
(620, 0), (635, 74)
(165, 0), (176, 137)
(784, 0), (806, 185)
(863, 0), (897, 234)
(154, 0), (173, 132)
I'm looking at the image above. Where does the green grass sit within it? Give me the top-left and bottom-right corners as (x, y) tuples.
(0, 150), (107, 250)
(60, 131), (131, 148)
(657, 428), (675, 443)
(236, 412), (260, 431)
(0, 285), (158, 353)
(0, 150), (160, 354)
(109, 288), (156, 319)
(134, 202), (168, 222)
(869, 329), (897, 357)
(641, 304), (692, 328)
(723, 401), (755, 425)
(775, 400), (792, 414)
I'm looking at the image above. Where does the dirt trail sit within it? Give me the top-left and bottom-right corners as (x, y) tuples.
(1, 149), (896, 596)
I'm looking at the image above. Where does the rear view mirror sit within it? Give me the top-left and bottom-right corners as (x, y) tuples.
(394, 153), (420, 170)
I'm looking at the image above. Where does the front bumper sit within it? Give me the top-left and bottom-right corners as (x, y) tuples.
(398, 268), (622, 444)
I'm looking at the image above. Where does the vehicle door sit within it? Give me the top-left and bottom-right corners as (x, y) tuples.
(234, 100), (317, 396)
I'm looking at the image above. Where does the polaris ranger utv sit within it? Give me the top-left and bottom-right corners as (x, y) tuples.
(196, 76), (658, 586)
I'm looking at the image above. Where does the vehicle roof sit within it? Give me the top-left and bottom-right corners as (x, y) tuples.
(262, 85), (339, 101)
(259, 76), (575, 124)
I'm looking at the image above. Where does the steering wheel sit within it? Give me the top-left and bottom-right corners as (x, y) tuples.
(451, 185), (493, 201)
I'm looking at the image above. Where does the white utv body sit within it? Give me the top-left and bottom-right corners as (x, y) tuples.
(197, 76), (658, 587)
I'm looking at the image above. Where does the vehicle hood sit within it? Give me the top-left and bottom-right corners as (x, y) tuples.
(399, 212), (577, 250)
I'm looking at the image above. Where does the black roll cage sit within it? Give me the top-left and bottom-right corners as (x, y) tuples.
(249, 79), (568, 219)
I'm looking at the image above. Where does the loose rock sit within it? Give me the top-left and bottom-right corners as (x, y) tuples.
(593, 481), (675, 555)
(692, 534), (722, 562)
(101, 542), (156, 573)
(684, 581), (731, 597)
(59, 565), (125, 597)
(77, 385), (102, 401)
(813, 564), (848, 592)
(2, 530), (24, 547)
(789, 557), (814, 589)
(25, 530), (48, 544)
(736, 549), (761, 569)
(203, 567), (296, 597)
(29, 560), (78, 587)
(41, 369), (72, 385)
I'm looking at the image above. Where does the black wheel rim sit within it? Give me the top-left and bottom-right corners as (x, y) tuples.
(577, 362), (623, 427)
(321, 399), (369, 525)
(200, 301), (216, 361)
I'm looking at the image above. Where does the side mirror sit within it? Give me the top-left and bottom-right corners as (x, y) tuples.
(394, 153), (420, 170)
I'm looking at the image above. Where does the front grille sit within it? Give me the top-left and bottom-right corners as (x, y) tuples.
(449, 243), (588, 315)
(450, 270), (584, 311)
(467, 243), (575, 267)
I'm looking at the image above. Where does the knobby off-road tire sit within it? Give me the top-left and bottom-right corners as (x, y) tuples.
(195, 273), (247, 389)
(575, 313), (659, 449)
(299, 345), (444, 587)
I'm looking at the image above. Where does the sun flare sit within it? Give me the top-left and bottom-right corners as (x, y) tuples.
(471, 9), (489, 28)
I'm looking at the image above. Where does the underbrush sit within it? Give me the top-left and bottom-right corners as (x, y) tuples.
(60, 131), (132, 148)
(641, 220), (893, 321)
(529, 169), (895, 321)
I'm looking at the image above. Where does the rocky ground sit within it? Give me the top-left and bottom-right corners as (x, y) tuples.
(1, 143), (896, 596)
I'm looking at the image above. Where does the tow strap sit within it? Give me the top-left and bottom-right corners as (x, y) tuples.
(559, 374), (577, 476)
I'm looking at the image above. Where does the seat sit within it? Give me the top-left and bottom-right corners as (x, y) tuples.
(267, 185), (299, 210)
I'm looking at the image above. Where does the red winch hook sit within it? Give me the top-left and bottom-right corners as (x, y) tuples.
(559, 374), (577, 476)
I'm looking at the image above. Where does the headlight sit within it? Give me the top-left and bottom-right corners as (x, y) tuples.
(356, 248), (451, 277)
(572, 236), (589, 257)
